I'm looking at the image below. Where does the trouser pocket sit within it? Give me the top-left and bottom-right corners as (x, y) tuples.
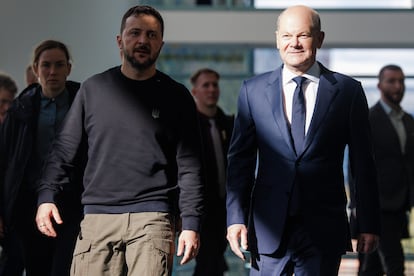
(70, 235), (91, 276)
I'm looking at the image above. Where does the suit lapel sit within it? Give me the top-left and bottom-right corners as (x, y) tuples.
(302, 67), (339, 154)
(264, 65), (341, 157)
(372, 102), (402, 153)
(264, 68), (296, 154)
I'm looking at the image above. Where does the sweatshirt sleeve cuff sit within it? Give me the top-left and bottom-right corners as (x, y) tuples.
(181, 215), (201, 232)
(37, 190), (57, 207)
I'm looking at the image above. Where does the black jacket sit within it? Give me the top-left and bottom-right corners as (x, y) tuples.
(0, 81), (83, 230)
(369, 102), (414, 211)
(198, 107), (234, 206)
(349, 101), (414, 238)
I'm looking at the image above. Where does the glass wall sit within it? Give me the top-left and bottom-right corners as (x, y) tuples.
(158, 44), (254, 114)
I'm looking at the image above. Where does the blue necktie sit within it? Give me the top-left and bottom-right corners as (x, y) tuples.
(291, 76), (307, 154)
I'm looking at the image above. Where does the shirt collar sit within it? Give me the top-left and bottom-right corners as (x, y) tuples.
(379, 99), (404, 119)
(282, 62), (321, 85)
(40, 88), (69, 108)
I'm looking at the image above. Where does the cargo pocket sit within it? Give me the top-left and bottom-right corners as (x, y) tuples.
(71, 238), (92, 276)
(150, 238), (174, 276)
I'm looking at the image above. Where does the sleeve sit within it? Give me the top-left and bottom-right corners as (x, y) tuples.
(226, 80), (257, 227)
(348, 81), (381, 235)
(176, 87), (204, 232)
(0, 117), (11, 212)
(37, 85), (86, 206)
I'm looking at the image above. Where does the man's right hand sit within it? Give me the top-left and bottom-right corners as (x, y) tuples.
(357, 233), (379, 254)
(35, 203), (62, 238)
(226, 224), (248, 260)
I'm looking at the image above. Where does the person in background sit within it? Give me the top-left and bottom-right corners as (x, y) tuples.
(350, 64), (414, 276)
(190, 68), (234, 276)
(0, 73), (19, 275)
(0, 40), (83, 276)
(35, 5), (203, 275)
(225, 5), (380, 275)
(0, 74), (17, 124)
(25, 65), (38, 86)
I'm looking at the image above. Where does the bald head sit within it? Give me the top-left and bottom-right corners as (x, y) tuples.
(277, 5), (321, 33)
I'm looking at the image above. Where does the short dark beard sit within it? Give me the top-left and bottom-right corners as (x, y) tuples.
(123, 48), (159, 71)
(384, 92), (403, 106)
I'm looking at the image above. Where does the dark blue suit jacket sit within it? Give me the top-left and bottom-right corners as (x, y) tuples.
(226, 63), (380, 256)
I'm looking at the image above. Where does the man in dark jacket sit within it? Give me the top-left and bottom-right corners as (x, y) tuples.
(190, 68), (234, 276)
(0, 40), (83, 276)
(351, 64), (414, 276)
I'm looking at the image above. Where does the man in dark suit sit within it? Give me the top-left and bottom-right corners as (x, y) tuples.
(353, 64), (414, 275)
(190, 68), (234, 276)
(226, 5), (381, 275)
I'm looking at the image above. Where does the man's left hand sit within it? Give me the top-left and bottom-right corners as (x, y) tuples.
(176, 230), (200, 265)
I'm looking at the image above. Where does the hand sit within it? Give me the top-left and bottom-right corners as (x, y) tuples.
(176, 230), (200, 265)
(357, 233), (379, 253)
(35, 203), (63, 238)
(227, 224), (248, 260)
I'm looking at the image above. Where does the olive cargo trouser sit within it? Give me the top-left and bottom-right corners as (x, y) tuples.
(71, 212), (175, 276)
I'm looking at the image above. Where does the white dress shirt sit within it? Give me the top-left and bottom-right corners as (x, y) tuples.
(282, 62), (320, 135)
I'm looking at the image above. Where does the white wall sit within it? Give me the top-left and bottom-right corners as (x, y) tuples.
(0, 0), (130, 90)
(1, 0), (414, 90)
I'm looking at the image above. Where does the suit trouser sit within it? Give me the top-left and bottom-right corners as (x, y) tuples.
(193, 206), (228, 276)
(0, 230), (24, 276)
(250, 217), (342, 276)
(71, 212), (175, 276)
(358, 211), (406, 276)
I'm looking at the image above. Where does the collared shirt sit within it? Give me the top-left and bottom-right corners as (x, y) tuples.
(379, 99), (406, 153)
(282, 62), (320, 134)
(37, 89), (70, 161)
(26, 88), (70, 189)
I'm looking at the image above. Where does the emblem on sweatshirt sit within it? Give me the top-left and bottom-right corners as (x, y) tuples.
(152, 108), (160, 119)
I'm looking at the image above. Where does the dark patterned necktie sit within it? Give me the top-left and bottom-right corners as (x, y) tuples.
(291, 76), (307, 154)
